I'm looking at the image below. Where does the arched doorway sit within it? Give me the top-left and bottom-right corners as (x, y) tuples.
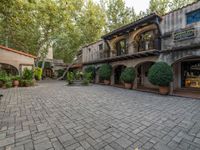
(0, 63), (18, 75)
(135, 61), (157, 89)
(43, 68), (53, 78)
(114, 65), (126, 85)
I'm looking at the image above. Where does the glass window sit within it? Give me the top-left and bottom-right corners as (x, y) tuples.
(99, 44), (103, 50)
(186, 9), (200, 24)
(116, 39), (127, 56)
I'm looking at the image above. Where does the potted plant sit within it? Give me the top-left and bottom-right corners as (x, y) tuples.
(66, 72), (75, 85)
(98, 64), (112, 85)
(120, 67), (136, 89)
(12, 76), (20, 87)
(82, 72), (92, 86)
(148, 62), (173, 95)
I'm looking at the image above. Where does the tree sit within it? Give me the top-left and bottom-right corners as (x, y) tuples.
(100, 0), (138, 32)
(149, 0), (169, 15)
(168, 0), (196, 11)
(77, 0), (106, 44)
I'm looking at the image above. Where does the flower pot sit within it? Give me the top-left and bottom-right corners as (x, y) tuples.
(159, 86), (169, 95)
(104, 80), (110, 85)
(13, 80), (19, 87)
(124, 83), (132, 89)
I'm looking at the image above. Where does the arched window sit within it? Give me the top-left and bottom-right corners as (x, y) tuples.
(0, 63), (18, 75)
(116, 39), (127, 56)
(136, 29), (158, 52)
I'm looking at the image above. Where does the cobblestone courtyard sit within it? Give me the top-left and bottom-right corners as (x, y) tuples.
(0, 81), (200, 150)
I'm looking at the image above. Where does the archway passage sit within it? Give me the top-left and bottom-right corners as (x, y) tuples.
(114, 65), (126, 85)
(136, 62), (158, 90)
(0, 63), (18, 75)
(172, 56), (200, 98)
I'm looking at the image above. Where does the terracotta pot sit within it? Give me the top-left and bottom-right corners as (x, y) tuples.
(104, 80), (110, 85)
(159, 86), (169, 95)
(124, 83), (132, 89)
(13, 80), (19, 87)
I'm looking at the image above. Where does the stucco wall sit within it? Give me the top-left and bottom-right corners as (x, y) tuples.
(0, 48), (35, 73)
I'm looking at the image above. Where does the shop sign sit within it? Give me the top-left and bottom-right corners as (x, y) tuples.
(174, 28), (196, 42)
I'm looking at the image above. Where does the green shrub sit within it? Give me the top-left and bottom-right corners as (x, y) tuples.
(11, 75), (20, 81)
(22, 68), (34, 80)
(84, 66), (95, 80)
(66, 72), (74, 85)
(57, 69), (65, 78)
(120, 67), (136, 83)
(0, 70), (7, 83)
(34, 67), (42, 80)
(75, 71), (83, 80)
(148, 62), (173, 86)
(98, 64), (112, 80)
(5, 81), (12, 88)
(82, 72), (92, 85)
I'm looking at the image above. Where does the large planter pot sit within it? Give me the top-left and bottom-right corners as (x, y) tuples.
(159, 86), (169, 95)
(124, 83), (132, 89)
(13, 80), (19, 87)
(104, 80), (110, 85)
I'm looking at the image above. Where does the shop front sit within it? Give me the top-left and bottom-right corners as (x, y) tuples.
(172, 56), (200, 98)
(181, 59), (200, 89)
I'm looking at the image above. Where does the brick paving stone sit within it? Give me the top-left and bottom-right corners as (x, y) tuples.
(0, 81), (200, 150)
(115, 137), (132, 148)
(16, 130), (30, 139)
(0, 137), (15, 148)
(34, 140), (52, 150)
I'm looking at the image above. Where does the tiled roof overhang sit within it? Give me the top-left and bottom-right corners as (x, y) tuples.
(102, 13), (162, 40)
(0, 45), (37, 59)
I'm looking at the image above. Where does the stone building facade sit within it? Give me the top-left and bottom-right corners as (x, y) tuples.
(80, 1), (200, 97)
(0, 45), (36, 75)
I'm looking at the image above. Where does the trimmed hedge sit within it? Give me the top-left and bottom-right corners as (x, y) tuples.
(98, 64), (112, 80)
(120, 67), (136, 83)
(148, 62), (173, 86)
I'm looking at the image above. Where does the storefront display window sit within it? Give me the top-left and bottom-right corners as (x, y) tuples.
(181, 60), (200, 88)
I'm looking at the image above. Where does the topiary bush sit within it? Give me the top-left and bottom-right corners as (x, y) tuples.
(84, 66), (96, 80)
(98, 64), (112, 80)
(148, 62), (173, 86)
(34, 67), (42, 80)
(120, 67), (136, 83)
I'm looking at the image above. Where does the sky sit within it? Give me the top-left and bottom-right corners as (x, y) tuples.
(124, 0), (150, 14)
(94, 0), (150, 14)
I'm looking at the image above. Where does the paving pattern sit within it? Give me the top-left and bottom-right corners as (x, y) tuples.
(0, 80), (200, 150)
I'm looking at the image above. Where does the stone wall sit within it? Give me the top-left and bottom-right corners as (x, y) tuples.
(160, 1), (200, 50)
